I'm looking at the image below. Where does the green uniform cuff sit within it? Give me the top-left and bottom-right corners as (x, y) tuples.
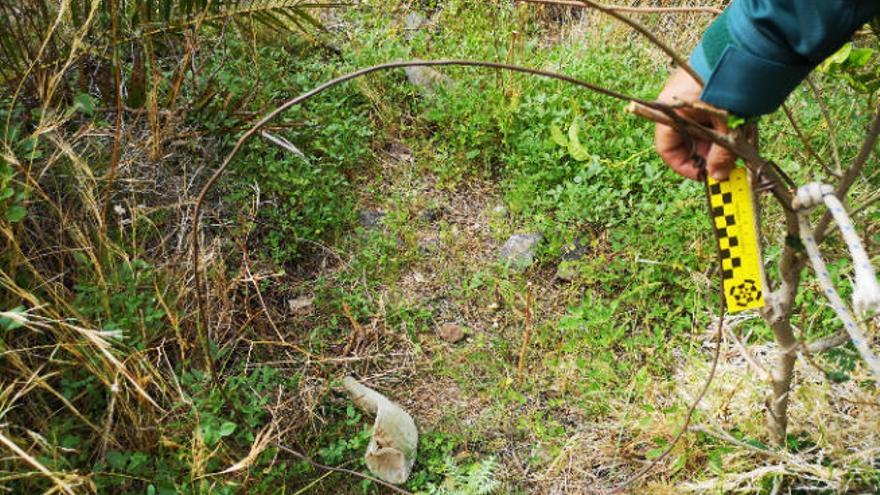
(701, 45), (811, 117)
(689, 6), (802, 117)
(688, 0), (880, 117)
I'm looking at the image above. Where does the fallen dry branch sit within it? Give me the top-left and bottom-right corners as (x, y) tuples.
(516, 283), (534, 385)
(276, 444), (414, 495)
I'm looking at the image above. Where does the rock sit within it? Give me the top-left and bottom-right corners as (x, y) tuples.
(404, 66), (451, 93)
(401, 12), (446, 94)
(436, 323), (465, 343)
(404, 12), (426, 40)
(491, 204), (508, 217)
(499, 233), (542, 269)
(385, 141), (413, 163)
(560, 237), (590, 262)
(288, 295), (314, 314)
(359, 210), (385, 228)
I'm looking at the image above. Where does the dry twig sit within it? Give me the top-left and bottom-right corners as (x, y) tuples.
(276, 444), (414, 495)
(781, 103), (839, 178)
(516, 283), (534, 385)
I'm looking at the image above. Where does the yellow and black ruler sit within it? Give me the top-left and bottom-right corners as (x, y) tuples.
(707, 168), (765, 312)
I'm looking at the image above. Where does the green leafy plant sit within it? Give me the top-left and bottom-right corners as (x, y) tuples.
(73, 259), (165, 349)
(818, 42), (879, 94)
(0, 107), (34, 225)
(550, 115), (594, 162)
(421, 457), (501, 495)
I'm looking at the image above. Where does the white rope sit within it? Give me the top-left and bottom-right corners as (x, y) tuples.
(793, 183), (880, 379)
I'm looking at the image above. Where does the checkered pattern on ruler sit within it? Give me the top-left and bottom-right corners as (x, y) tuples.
(709, 182), (741, 281)
(707, 172), (764, 311)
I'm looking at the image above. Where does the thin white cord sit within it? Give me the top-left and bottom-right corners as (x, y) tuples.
(794, 183), (880, 379)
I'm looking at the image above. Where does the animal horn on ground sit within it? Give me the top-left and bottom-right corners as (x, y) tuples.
(341, 376), (418, 485)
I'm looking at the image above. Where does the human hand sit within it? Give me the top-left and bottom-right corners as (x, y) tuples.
(654, 68), (737, 181)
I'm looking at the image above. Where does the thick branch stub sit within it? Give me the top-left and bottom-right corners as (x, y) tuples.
(807, 330), (850, 354)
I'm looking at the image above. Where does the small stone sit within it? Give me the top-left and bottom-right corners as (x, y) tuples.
(491, 204), (508, 216)
(499, 233), (542, 269)
(436, 323), (465, 343)
(556, 238), (590, 281)
(560, 237), (590, 262)
(359, 210), (385, 228)
(404, 65), (451, 93)
(288, 295), (314, 314)
(405, 13), (426, 30)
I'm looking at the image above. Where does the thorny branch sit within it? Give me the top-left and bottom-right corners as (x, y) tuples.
(759, 103), (880, 442)
(781, 103), (839, 178)
(806, 76), (843, 176)
(515, 0), (722, 16)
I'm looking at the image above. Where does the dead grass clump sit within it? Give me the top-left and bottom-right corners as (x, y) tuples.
(673, 335), (880, 493)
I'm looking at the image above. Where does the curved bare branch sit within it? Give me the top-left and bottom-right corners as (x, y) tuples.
(517, 0), (722, 15)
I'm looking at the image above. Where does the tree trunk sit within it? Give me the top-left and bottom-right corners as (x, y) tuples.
(744, 123), (801, 446)
(760, 209), (802, 446)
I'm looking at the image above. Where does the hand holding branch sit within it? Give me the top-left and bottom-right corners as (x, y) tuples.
(654, 68), (737, 181)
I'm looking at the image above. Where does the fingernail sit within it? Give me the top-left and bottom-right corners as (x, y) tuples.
(710, 170), (727, 181)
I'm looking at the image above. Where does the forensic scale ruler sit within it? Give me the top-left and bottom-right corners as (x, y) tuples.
(707, 167), (766, 312)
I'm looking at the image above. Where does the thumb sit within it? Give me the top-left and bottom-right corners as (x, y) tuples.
(706, 143), (737, 181)
(705, 113), (737, 181)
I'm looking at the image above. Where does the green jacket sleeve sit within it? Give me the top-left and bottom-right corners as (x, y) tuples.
(690, 0), (880, 117)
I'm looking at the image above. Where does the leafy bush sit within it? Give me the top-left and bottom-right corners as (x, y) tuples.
(211, 38), (376, 263)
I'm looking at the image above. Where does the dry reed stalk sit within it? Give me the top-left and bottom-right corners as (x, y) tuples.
(516, 283), (533, 385)
(341, 301), (364, 356)
(0, 431), (77, 495)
